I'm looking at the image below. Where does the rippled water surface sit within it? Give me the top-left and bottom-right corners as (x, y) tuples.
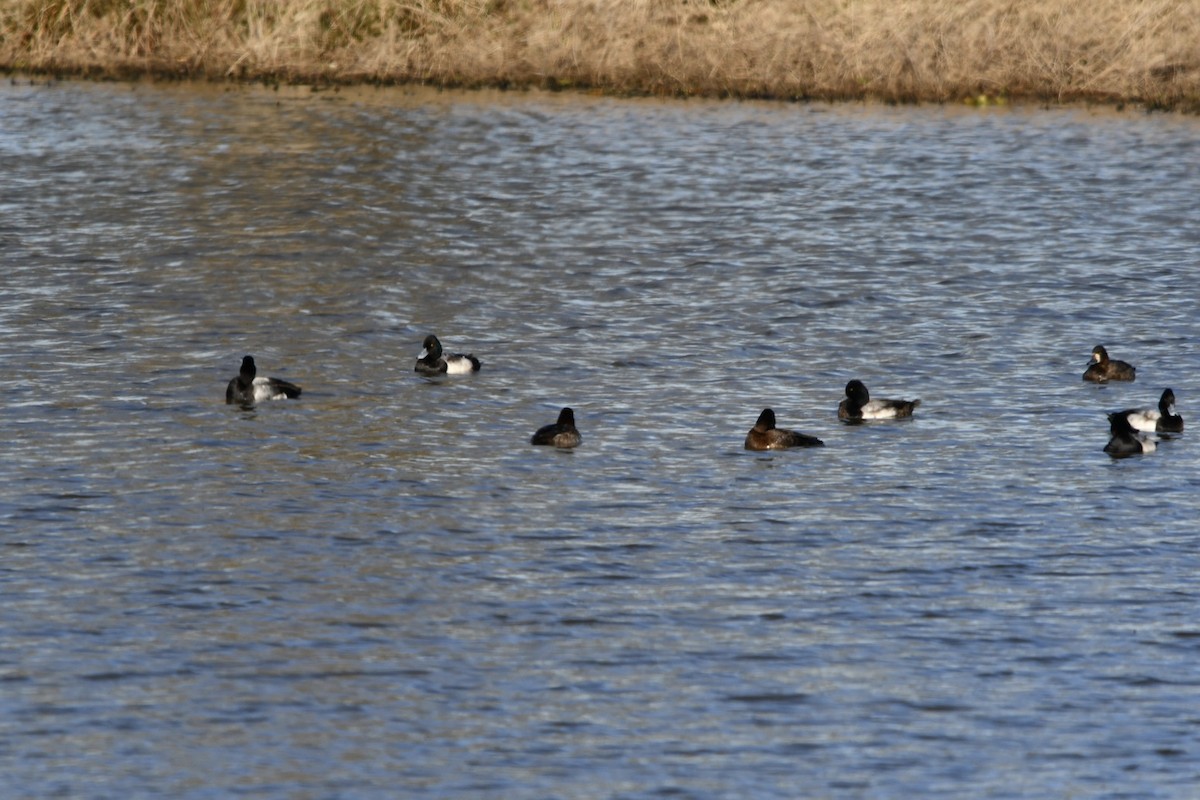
(4, 79), (1200, 798)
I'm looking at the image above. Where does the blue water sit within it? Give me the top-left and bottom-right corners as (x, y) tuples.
(3, 79), (1200, 798)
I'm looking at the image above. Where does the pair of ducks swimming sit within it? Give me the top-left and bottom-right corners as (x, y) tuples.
(226, 340), (1181, 456)
(744, 380), (920, 451)
(1083, 345), (1185, 457)
(226, 335), (479, 402)
(226, 335), (480, 402)
(407, 335), (580, 448)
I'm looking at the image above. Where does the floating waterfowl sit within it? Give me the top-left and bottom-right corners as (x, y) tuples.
(531, 407), (582, 448)
(744, 408), (824, 450)
(1103, 412), (1156, 458)
(1117, 388), (1183, 434)
(837, 379), (920, 422)
(415, 334), (481, 376)
(1083, 345), (1135, 383)
(225, 355), (302, 405)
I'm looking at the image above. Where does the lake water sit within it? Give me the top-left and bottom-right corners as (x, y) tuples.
(3, 78), (1200, 798)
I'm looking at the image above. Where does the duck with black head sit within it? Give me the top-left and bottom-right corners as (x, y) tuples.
(837, 380), (920, 422)
(531, 407), (582, 449)
(1104, 411), (1156, 458)
(1083, 345), (1136, 383)
(414, 334), (481, 376)
(225, 355), (302, 405)
(1116, 388), (1183, 434)
(744, 408), (824, 450)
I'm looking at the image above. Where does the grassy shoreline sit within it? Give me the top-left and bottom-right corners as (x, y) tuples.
(3, 0), (1199, 111)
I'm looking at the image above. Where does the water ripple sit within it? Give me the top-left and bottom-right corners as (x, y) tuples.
(3, 80), (1200, 798)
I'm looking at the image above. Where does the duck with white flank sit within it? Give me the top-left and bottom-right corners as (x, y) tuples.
(225, 356), (302, 405)
(1104, 412), (1156, 458)
(414, 334), (481, 376)
(1117, 388), (1183, 434)
(837, 379), (920, 422)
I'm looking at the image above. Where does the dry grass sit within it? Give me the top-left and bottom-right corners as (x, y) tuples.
(2, 0), (1199, 110)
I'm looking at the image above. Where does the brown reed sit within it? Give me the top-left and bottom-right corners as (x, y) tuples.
(2, 0), (1198, 110)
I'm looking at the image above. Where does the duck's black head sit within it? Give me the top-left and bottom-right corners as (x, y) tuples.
(754, 408), (776, 431)
(420, 335), (443, 359)
(1107, 411), (1137, 437)
(845, 380), (870, 405)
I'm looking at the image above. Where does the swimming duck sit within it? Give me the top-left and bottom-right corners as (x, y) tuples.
(1083, 345), (1135, 383)
(225, 355), (302, 405)
(531, 407), (582, 448)
(837, 380), (920, 422)
(1117, 388), (1183, 434)
(744, 408), (824, 450)
(1104, 412), (1156, 458)
(414, 334), (481, 376)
